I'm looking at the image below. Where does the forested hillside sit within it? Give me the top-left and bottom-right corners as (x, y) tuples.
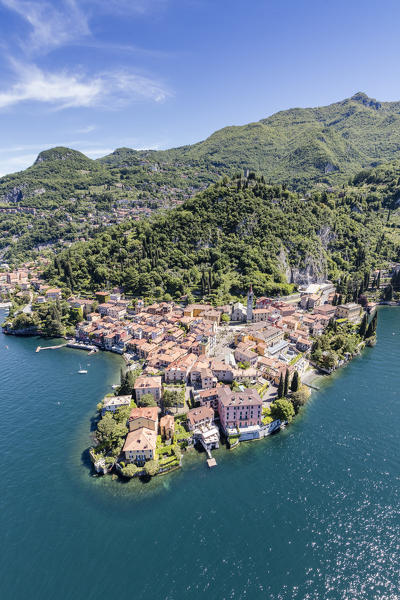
(3, 92), (400, 264)
(100, 92), (400, 189)
(43, 170), (399, 304)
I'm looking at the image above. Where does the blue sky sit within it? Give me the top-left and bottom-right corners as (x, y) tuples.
(0, 0), (400, 175)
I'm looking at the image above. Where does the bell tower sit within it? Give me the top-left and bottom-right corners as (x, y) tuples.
(246, 284), (254, 323)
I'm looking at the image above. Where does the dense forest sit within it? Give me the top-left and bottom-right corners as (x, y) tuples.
(4, 92), (400, 263)
(42, 171), (398, 304)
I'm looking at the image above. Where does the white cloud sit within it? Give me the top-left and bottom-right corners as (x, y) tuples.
(75, 124), (96, 134)
(84, 0), (167, 17)
(0, 0), (90, 53)
(0, 152), (37, 175)
(0, 62), (171, 109)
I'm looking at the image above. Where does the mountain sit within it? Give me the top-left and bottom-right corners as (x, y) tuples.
(2, 92), (400, 263)
(99, 92), (400, 188)
(43, 170), (398, 303)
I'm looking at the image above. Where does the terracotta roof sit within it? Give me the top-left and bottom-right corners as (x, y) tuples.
(123, 427), (157, 452)
(187, 406), (214, 425)
(129, 406), (158, 421)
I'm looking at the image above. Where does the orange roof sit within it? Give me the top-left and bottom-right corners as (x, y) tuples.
(129, 407), (158, 421)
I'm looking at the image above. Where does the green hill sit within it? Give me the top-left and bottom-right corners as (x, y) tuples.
(99, 92), (400, 188)
(3, 92), (400, 262)
(43, 170), (399, 303)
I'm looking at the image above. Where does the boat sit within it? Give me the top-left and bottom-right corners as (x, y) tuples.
(111, 384), (119, 390)
(78, 364), (88, 374)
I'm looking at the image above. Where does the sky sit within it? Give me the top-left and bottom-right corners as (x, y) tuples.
(0, 0), (400, 175)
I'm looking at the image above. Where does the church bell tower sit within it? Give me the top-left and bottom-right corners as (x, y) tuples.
(246, 284), (254, 323)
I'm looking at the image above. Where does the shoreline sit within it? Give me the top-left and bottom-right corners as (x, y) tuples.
(0, 305), (379, 483)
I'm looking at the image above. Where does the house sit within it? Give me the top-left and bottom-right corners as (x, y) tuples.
(335, 302), (361, 323)
(296, 337), (312, 352)
(210, 359), (234, 383)
(134, 375), (162, 404)
(255, 297), (272, 309)
(187, 406), (214, 431)
(234, 346), (258, 366)
(45, 288), (62, 301)
(101, 395), (131, 415)
(184, 304), (213, 318)
(123, 428), (157, 464)
(160, 415), (175, 440)
(128, 406), (159, 432)
(314, 304), (336, 319)
(252, 308), (272, 323)
(300, 293), (320, 310)
(95, 291), (110, 304)
(201, 309), (221, 325)
(164, 353), (197, 383)
(196, 387), (222, 411)
(199, 368), (217, 390)
(218, 388), (262, 432)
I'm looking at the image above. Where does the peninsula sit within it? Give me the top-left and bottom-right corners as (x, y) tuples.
(2, 264), (381, 479)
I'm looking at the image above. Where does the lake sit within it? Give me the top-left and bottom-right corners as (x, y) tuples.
(1, 307), (399, 600)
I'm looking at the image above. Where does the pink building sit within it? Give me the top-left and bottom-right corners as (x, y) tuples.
(218, 388), (262, 432)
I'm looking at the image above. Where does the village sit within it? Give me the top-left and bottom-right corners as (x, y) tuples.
(0, 261), (382, 477)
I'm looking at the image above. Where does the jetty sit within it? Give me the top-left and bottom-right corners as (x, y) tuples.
(36, 343), (68, 353)
(304, 382), (320, 391)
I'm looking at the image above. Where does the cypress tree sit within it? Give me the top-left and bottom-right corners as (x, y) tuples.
(284, 369), (289, 397)
(290, 370), (300, 393)
(358, 313), (368, 338)
(382, 284), (393, 301)
(365, 321), (374, 339)
(277, 373), (284, 398)
(365, 313), (377, 339)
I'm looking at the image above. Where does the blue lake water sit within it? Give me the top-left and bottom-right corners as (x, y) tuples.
(1, 307), (400, 600)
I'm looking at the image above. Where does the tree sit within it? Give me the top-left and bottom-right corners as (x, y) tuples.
(365, 312), (377, 338)
(118, 367), (141, 395)
(290, 370), (300, 393)
(163, 388), (185, 408)
(144, 459), (159, 476)
(270, 399), (295, 423)
(121, 463), (139, 478)
(291, 387), (310, 413)
(382, 284), (393, 301)
(284, 369), (289, 396)
(97, 413), (118, 441)
(221, 313), (230, 323)
(358, 313), (368, 337)
(139, 393), (157, 407)
(277, 373), (284, 398)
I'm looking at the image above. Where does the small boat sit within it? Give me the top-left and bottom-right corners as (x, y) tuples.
(78, 364), (88, 374)
(112, 384), (119, 390)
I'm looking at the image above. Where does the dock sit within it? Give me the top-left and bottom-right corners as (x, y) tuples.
(36, 343), (68, 353)
(304, 382), (320, 391)
(207, 458), (217, 468)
